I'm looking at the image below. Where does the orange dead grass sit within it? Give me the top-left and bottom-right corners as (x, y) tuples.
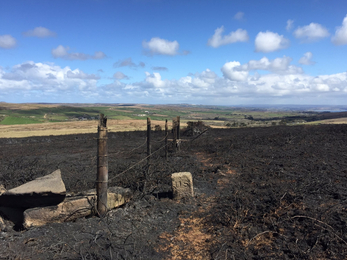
(0, 119), (172, 138)
(158, 216), (212, 260)
(309, 117), (347, 124)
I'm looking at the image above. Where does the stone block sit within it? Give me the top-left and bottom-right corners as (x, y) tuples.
(23, 187), (132, 228)
(0, 169), (66, 208)
(0, 215), (4, 231)
(0, 185), (6, 195)
(171, 172), (194, 199)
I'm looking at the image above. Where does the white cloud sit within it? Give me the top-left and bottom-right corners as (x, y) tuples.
(183, 69), (218, 89)
(1, 60), (347, 104)
(241, 56), (303, 74)
(113, 72), (129, 80)
(113, 58), (145, 68)
(23, 27), (56, 38)
(221, 56), (303, 82)
(207, 27), (249, 48)
(108, 67), (347, 104)
(221, 61), (248, 81)
(299, 52), (315, 65)
(0, 35), (16, 49)
(145, 72), (166, 88)
(51, 45), (107, 60)
(293, 23), (330, 42)
(286, 19), (294, 31)
(0, 61), (98, 98)
(196, 69), (218, 85)
(142, 37), (180, 56)
(52, 45), (69, 58)
(234, 12), (244, 20)
(332, 15), (347, 45)
(67, 70), (100, 80)
(255, 31), (290, 53)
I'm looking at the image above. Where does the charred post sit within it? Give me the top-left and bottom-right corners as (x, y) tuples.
(176, 116), (180, 151)
(172, 118), (177, 152)
(147, 117), (151, 165)
(165, 119), (168, 161)
(96, 113), (108, 217)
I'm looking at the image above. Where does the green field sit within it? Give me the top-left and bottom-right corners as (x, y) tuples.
(0, 104), (197, 125)
(0, 116), (43, 125)
(0, 102), (345, 127)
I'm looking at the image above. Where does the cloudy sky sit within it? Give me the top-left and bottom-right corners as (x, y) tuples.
(1, 0), (347, 105)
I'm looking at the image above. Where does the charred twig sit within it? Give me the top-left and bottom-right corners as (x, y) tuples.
(246, 231), (287, 247)
(190, 129), (208, 142)
(292, 215), (347, 245)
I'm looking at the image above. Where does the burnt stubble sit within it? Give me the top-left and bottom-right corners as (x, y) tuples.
(0, 124), (347, 259)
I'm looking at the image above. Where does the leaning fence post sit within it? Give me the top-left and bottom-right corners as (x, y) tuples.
(165, 119), (168, 161)
(96, 113), (108, 217)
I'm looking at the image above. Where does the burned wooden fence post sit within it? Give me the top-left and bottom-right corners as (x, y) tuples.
(176, 116), (180, 151)
(172, 118), (177, 152)
(96, 113), (108, 217)
(147, 117), (151, 165)
(165, 119), (168, 161)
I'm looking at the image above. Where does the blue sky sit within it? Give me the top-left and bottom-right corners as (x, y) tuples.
(1, 0), (347, 105)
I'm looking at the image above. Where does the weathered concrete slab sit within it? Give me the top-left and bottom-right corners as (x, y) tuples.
(0, 170), (66, 208)
(23, 187), (132, 228)
(0, 185), (6, 195)
(171, 172), (194, 199)
(0, 215), (4, 231)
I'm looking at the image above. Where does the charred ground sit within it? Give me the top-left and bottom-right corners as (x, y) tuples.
(0, 124), (347, 259)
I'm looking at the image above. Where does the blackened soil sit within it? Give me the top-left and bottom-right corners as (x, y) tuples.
(1, 124), (347, 259)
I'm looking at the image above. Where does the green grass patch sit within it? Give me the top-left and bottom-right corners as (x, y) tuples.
(112, 116), (133, 120)
(0, 116), (43, 125)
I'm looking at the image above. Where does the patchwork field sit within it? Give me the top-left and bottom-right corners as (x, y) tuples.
(1, 102), (347, 138)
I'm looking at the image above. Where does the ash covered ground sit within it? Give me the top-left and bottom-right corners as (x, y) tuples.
(0, 124), (347, 259)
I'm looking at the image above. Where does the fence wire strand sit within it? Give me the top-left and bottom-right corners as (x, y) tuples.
(108, 142), (169, 181)
(108, 137), (148, 156)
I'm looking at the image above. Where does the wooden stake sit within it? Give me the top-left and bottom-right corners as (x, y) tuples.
(173, 118), (177, 152)
(165, 119), (168, 161)
(147, 117), (151, 164)
(176, 116), (180, 151)
(96, 113), (108, 217)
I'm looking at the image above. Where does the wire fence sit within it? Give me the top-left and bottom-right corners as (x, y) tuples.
(0, 118), (210, 194)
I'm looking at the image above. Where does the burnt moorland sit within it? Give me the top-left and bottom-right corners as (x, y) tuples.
(0, 124), (347, 259)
